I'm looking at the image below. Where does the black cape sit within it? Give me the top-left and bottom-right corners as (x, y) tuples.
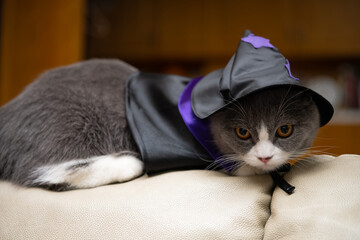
(126, 72), (212, 174)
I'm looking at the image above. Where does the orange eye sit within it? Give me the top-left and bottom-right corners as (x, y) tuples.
(276, 124), (294, 138)
(235, 127), (251, 140)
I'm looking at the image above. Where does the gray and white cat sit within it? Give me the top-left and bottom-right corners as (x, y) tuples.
(0, 59), (320, 191)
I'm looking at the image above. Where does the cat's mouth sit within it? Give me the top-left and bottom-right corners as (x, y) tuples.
(241, 151), (291, 172)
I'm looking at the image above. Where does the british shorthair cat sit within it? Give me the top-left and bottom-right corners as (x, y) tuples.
(0, 59), (322, 191)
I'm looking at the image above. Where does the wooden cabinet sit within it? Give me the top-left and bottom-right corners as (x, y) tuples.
(0, 0), (86, 106)
(87, 0), (360, 61)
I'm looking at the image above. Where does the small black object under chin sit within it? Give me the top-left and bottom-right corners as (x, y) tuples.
(270, 163), (295, 195)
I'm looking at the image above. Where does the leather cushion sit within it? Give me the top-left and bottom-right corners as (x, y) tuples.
(0, 170), (273, 239)
(264, 155), (360, 239)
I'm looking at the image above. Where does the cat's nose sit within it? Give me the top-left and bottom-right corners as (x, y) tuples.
(258, 156), (273, 163)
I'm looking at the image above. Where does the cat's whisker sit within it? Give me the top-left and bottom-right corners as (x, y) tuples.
(205, 155), (235, 171)
(298, 145), (336, 153)
(314, 136), (337, 141)
(301, 146), (337, 156)
(305, 150), (336, 156)
(277, 87), (301, 115)
(223, 95), (249, 118)
(306, 147), (340, 156)
(224, 102), (247, 118)
(286, 147), (338, 170)
(216, 154), (241, 163)
(276, 88), (311, 121)
(233, 103), (247, 117)
(281, 88), (310, 111)
(229, 163), (246, 174)
(205, 162), (221, 171)
(277, 86), (295, 118)
(290, 160), (313, 170)
(206, 157), (237, 170)
(307, 145), (335, 149)
(213, 153), (249, 174)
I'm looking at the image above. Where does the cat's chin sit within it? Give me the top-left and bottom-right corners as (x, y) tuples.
(232, 163), (284, 176)
(244, 159), (289, 173)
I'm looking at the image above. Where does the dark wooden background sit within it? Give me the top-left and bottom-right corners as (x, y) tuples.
(1, 0), (359, 155)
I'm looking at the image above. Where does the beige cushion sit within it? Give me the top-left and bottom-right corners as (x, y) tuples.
(0, 155), (359, 239)
(264, 154), (360, 239)
(0, 170), (273, 239)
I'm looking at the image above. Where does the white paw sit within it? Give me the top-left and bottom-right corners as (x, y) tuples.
(31, 154), (145, 189)
(113, 155), (145, 182)
(74, 154), (144, 188)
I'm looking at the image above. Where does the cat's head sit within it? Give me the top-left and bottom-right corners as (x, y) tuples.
(209, 86), (320, 172)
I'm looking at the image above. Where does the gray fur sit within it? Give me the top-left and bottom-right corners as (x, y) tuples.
(209, 87), (320, 171)
(0, 59), (139, 187)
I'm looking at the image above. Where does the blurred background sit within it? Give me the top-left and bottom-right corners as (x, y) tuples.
(0, 0), (359, 155)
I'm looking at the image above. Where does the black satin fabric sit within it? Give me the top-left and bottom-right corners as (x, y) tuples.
(126, 72), (211, 174)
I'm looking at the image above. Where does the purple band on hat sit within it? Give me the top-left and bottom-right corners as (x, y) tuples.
(285, 59), (299, 81)
(241, 34), (275, 49)
(178, 77), (237, 172)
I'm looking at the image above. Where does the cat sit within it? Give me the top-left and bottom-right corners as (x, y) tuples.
(0, 59), (320, 191)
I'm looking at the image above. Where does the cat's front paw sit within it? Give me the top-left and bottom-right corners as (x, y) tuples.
(114, 154), (145, 182)
(30, 153), (145, 190)
(232, 165), (266, 176)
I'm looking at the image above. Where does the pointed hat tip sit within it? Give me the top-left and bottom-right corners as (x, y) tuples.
(243, 29), (253, 37)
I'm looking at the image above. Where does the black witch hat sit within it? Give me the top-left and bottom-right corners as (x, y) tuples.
(191, 30), (333, 126)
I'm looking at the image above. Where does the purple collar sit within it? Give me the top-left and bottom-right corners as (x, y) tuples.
(178, 77), (237, 172)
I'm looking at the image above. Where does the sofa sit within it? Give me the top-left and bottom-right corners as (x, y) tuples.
(1, 154), (359, 239)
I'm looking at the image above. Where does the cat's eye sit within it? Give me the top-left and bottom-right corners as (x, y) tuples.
(276, 124), (294, 138)
(235, 127), (251, 140)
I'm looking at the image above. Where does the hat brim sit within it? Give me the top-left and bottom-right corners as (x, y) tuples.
(191, 75), (334, 127)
